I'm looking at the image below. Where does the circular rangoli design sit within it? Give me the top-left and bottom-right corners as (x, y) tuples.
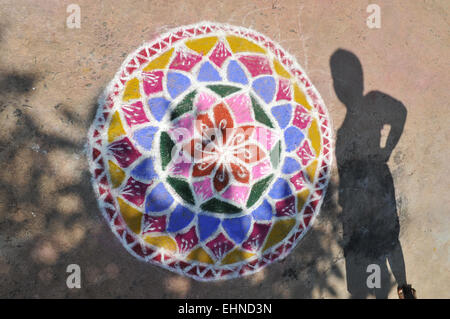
(88, 22), (332, 281)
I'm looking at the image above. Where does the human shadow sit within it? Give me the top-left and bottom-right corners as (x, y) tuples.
(330, 49), (408, 298)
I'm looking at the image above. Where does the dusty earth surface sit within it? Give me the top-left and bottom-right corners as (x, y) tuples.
(0, 0), (448, 298)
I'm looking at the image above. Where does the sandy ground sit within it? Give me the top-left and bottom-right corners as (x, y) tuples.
(0, 0), (448, 298)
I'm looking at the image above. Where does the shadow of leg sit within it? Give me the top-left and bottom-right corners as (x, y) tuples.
(388, 240), (407, 287)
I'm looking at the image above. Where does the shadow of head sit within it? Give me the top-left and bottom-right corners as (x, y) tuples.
(330, 49), (364, 107)
(0, 25), (36, 96)
(0, 74), (35, 94)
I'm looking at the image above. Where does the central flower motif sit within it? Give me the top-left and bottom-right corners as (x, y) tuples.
(184, 102), (267, 193)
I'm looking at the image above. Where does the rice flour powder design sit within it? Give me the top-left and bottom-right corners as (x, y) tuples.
(87, 22), (332, 281)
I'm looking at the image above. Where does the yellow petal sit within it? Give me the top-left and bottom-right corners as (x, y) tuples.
(305, 160), (318, 182)
(144, 235), (177, 252)
(308, 119), (321, 156)
(122, 77), (141, 102)
(142, 48), (174, 71)
(273, 59), (291, 78)
(226, 35), (266, 54)
(221, 248), (255, 265)
(108, 160), (125, 188)
(262, 218), (296, 251)
(117, 197), (143, 234)
(187, 247), (214, 264)
(107, 111), (126, 143)
(185, 37), (218, 55)
(293, 83), (312, 110)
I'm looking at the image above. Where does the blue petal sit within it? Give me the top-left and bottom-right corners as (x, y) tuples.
(227, 60), (248, 85)
(252, 200), (273, 221)
(284, 126), (305, 152)
(167, 72), (191, 98)
(148, 97), (170, 121)
(252, 76), (276, 103)
(167, 205), (195, 232)
(145, 183), (174, 213)
(268, 178), (292, 199)
(198, 214), (221, 241)
(222, 215), (252, 244)
(197, 61), (222, 82)
(133, 126), (158, 150)
(271, 104), (292, 129)
(131, 158), (157, 181)
(282, 157), (301, 174)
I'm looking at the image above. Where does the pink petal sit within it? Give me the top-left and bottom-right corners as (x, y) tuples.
(238, 55), (272, 77)
(296, 140), (315, 166)
(169, 50), (202, 72)
(175, 226), (199, 254)
(193, 179), (214, 201)
(290, 171), (308, 191)
(276, 78), (292, 101)
(254, 127), (279, 151)
(142, 215), (166, 235)
(275, 195), (296, 217)
(252, 159), (272, 181)
(241, 223), (271, 252)
(108, 137), (142, 168)
(195, 91), (217, 112)
(209, 41), (231, 67)
(142, 71), (164, 95)
(225, 94), (253, 124)
(292, 104), (312, 130)
(206, 233), (234, 259)
(221, 185), (250, 205)
(121, 101), (150, 128)
(169, 155), (192, 178)
(121, 177), (151, 206)
(170, 114), (194, 142)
